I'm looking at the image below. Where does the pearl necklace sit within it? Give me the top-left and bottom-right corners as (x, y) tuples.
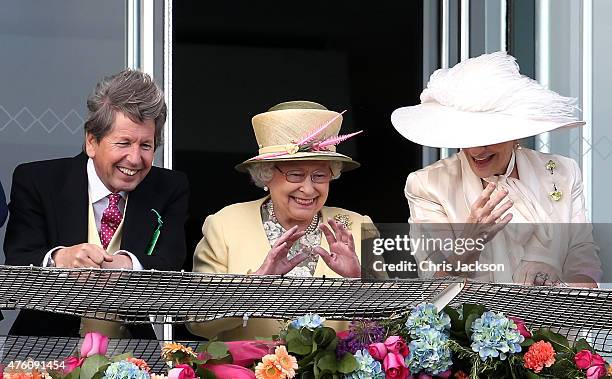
(269, 202), (319, 234)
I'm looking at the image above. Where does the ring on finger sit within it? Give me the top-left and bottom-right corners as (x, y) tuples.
(533, 272), (549, 286)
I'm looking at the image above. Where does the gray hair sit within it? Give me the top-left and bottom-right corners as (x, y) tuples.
(246, 161), (343, 188)
(84, 69), (166, 149)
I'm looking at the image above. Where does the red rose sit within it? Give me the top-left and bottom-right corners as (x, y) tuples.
(80, 332), (109, 358)
(383, 352), (409, 379)
(63, 356), (84, 374)
(586, 354), (607, 379)
(508, 316), (532, 338)
(575, 350), (594, 369)
(384, 336), (409, 357)
(168, 364), (196, 379)
(368, 343), (388, 361)
(575, 350), (607, 379)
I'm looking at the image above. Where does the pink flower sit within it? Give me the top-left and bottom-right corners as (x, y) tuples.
(63, 356), (84, 374)
(80, 332), (108, 357)
(368, 343), (388, 361)
(576, 350), (594, 369)
(575, 350), (607, 379)
(336, 330), (350, 339)
(226, 340), (275, 367)
(383, 352), (409, 379)
(168, 364), (196, 379)
(384, 336), (409, 357)
(205, 363), (256, 379)
(586, 354), (607, 379)
(508, 317), (532, 338)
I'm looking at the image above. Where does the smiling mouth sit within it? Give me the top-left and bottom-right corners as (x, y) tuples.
(291, 196), (316, 206)
(117, 167), (139, 176)
(471, 154), (494, 167)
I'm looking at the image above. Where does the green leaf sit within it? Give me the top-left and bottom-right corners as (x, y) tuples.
(445, 306), (465, 330)
(337, 353), (358, 374)
(463, 304), (486, 319)
(63, 367), (80, 379)
(573, 338), (594, 353)
(199, 367), (217, 379)
(313, 327), (336, 349)
(524, 371), (544, 379)
(80, 355), (110, 379)
(289, 337), (313, 355)
(196, 339), (214, 353)
(109, 352), (132, 362)
(464, 313), (480, 339)
(207, 341), (229, 359)
(535, 329), (572, 353)
(316, 352), (337, 373)
(521, 338), (535, 348)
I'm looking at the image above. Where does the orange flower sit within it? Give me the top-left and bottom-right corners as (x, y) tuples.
(607, 364), (612, 376)
(161, 342), (197, 363)
(255, 355), (285, 379)
(273, 346), (298, 378)
(524, 341), (556, 373)
(454, 371), (469, 379)
(126, 357), (151, 372)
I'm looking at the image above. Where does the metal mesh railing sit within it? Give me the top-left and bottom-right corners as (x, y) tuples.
(0, 265), (611, 355)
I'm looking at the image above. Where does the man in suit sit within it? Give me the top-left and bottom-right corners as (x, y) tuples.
(4, 69), (189, 337)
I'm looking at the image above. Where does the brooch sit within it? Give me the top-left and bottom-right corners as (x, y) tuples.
(549, 184), (562, 202)
(546, 160), (562, 201)
(146, 209), (164, 255)
(333, 214), (352, 230)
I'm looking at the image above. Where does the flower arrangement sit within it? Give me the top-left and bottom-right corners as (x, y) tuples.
(12, 303), (612, 379)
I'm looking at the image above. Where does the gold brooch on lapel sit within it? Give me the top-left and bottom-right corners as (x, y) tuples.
(545, 160), (562, 201)
(333, 214), (352, 230)
(549, 184), (562, 202)
(545, 160), (556, 174)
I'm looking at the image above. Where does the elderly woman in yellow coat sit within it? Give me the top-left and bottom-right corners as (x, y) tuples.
(391, 52), (602, 288)
(190, 101), (377, 340)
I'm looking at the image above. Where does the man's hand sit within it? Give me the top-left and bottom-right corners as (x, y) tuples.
(101, 254), (133, 269)
(52, 243), (113, 268)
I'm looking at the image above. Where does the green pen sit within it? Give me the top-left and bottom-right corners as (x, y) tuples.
(146, 209), (164, 255)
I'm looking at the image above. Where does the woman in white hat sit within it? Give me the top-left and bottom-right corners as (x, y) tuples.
(392, 52), (601, 288)
(190, 100), (376, 339)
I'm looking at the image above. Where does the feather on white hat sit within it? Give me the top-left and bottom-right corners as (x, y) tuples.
(391, 51), (584, 148)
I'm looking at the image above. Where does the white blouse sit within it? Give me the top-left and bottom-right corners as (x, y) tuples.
(405, 148), (602, 284)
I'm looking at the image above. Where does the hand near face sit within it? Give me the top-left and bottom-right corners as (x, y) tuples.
(53, 243), (114, 268)
(253, 226), (308, 275)
(314, 218), (361, 278)
(463, 182), (513, 244)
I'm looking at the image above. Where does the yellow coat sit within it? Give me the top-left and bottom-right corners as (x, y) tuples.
(190, 197), (375, 340)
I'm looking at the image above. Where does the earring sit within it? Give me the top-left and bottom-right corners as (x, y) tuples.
(263, 186), (269, 192)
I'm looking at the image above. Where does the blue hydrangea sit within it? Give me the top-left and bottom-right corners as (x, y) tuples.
(290, 313), (326, 330)
(406, 329), (453, 375)
(470, 311), (524, 361)
(405, 303), (451, 339)
(344, 349), (385, 379)
(103, 361), (150, 379)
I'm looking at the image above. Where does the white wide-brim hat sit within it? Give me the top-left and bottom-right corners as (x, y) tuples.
(235, 101), (360, 172)
(391, 51), (585, 148)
